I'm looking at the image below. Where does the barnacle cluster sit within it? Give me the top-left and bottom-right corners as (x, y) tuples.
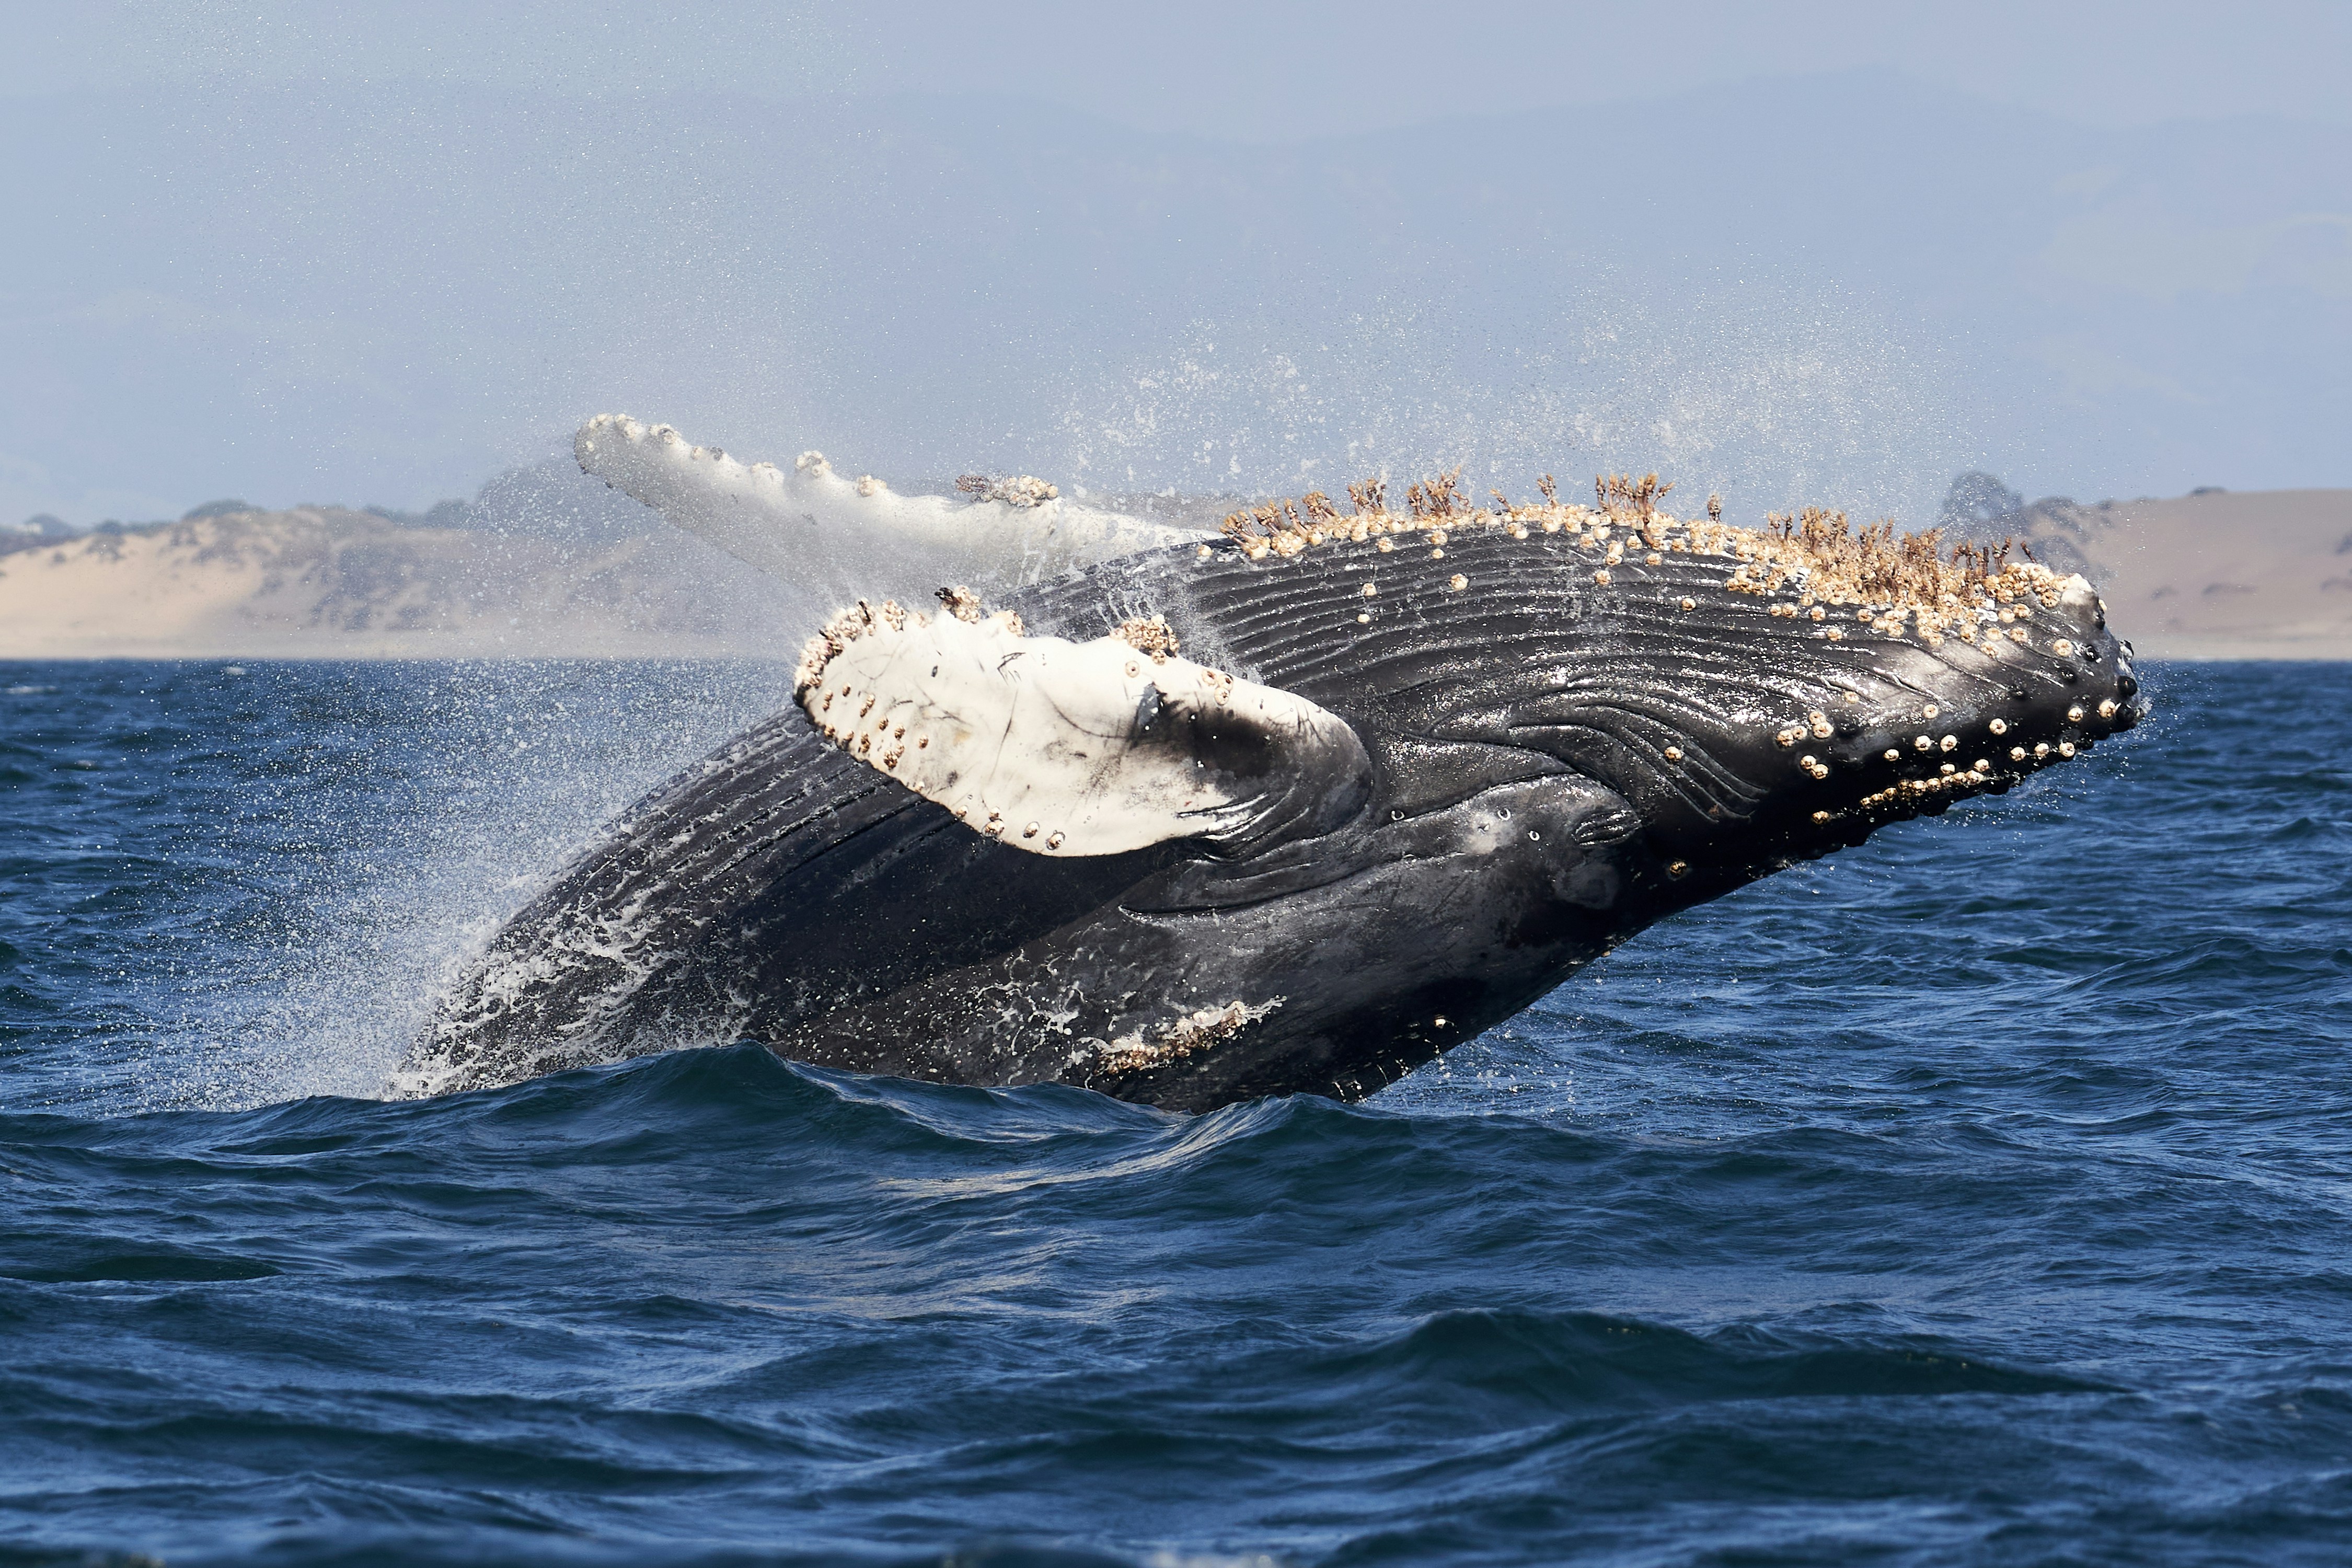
(1087, 999), (1284, 1074)
(1217, 468), (2074, 636)
(955, 472), (1060, 508)
(795, 594), (1021, 696)
(1113, 614), (1181, 663)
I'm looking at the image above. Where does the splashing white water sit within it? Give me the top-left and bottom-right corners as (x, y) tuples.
(1036, 279), (1975, 530)
(156, 660), (797, 1111)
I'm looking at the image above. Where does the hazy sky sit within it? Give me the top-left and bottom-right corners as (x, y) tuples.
(8, 1), (2348, 135)
(3, 2), (2346, 527)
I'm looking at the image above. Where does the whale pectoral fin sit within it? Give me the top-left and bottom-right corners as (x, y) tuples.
(572, 413), (1204, 587)
(794, 601), (1371, 857)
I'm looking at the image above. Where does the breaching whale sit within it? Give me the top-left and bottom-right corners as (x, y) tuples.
(400, 419), (2146, 1109)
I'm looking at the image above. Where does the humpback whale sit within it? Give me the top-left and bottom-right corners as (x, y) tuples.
(400, 420), (2146, 1109)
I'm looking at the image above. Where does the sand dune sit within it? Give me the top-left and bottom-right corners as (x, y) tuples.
(4, 488), (2347, 660)
(0, 506), (791, 659)
(2008, 489), (2352, 660)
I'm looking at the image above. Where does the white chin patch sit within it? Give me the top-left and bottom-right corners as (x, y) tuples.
(797, 604), (1364, 857)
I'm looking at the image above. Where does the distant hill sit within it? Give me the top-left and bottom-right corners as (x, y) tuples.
(2004, 489), (2352, 660)
(0, 503), (791, 659)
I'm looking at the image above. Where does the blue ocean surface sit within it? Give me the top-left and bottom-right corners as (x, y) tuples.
(3, 658), (2348, 1567)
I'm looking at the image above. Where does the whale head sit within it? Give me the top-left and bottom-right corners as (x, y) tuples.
(1156, 487), (2148, 912)
(1617, 557), (2144, 896)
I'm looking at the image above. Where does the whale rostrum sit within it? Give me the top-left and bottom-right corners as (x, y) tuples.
(399, 421), (2148, 1108)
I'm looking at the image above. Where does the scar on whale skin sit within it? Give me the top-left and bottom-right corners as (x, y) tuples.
(1082, 999), (1285, 1075)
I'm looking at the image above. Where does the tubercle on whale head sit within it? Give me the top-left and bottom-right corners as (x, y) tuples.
(1627, 607), (2143, 898)
(1586, 546), (2145, 884)
(1589, 594), (2140, 892)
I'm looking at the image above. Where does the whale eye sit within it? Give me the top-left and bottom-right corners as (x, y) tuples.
(1391, 809), (1404, 821)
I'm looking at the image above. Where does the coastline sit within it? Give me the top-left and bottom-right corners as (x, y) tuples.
(6, 487), (2347, 661)
(0, 505), (791, 661)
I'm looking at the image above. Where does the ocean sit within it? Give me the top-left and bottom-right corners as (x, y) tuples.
(4, 658), (2348, 1566)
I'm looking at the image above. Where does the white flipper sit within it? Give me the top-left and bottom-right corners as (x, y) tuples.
(574, 414), (1206, 595)
(797, 604), (1369, 858)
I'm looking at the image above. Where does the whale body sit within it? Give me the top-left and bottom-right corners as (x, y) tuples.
(401, 428), (2146, 1108)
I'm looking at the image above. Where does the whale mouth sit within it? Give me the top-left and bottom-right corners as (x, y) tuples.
(1551, 571), (2150, 881)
